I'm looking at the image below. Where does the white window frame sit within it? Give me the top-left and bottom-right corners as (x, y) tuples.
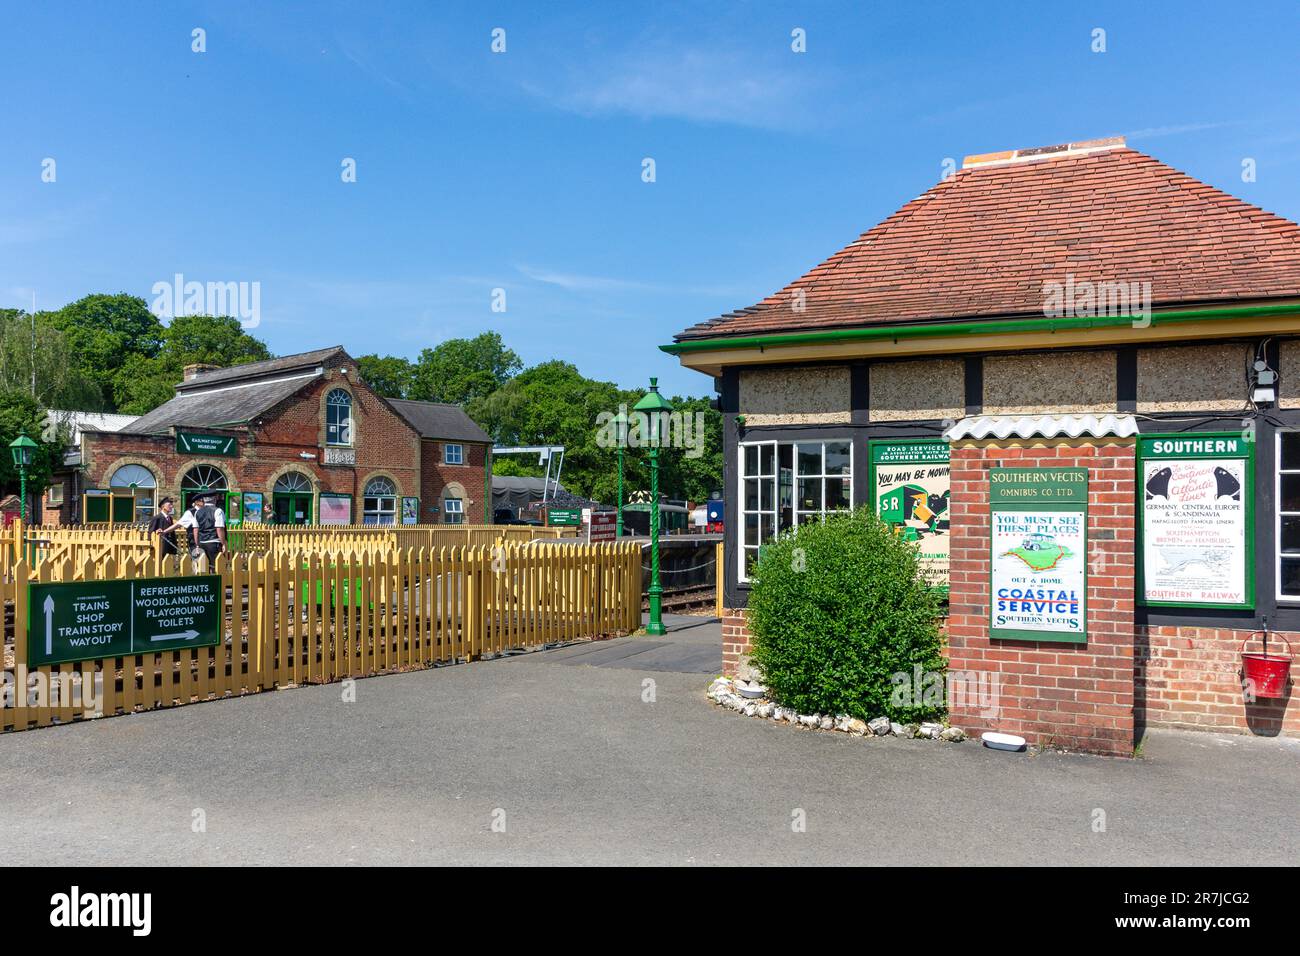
(737, 438), (853, 584)
(362, 476), (397, 525)
(326, 388), (353, 447)
(112, 463), (160, 522)
(1277, 429), (1300, 601)
(48, 483), (65, 505)
(444, 443), (464, 465)
(444, 497), (464, 525)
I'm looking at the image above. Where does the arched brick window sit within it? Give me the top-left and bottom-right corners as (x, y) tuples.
(326, 388), (353, 446)
(363, 476), (397, 525)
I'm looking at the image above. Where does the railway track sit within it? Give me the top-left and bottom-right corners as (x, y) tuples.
(642, 584), (717, 615)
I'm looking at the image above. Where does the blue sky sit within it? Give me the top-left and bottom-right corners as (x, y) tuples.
(3, 1), (1299, 397)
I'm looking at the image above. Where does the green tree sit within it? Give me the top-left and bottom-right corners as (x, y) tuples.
(356, 354), (416, 399)
(466, 360), (721, 505)
(0, 309), (104, 409)
(410, 332), (521, 405)
(468, 361), (652, 504)
(158, 312), (273, 367)
(113, 314), (272, 414)
(0, 387), (57, 499)
(112, 354), (181, 415)
(45, 293), (164, 408)
(658, 395), (723, 502)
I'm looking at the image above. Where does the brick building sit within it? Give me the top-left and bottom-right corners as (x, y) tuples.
(39, 410), (139, 525)
(78, 346), (492, 526)
(664, 137), (1300, 753)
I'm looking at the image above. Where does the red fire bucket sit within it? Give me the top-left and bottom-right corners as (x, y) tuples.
(1241, 632), (1293, 699)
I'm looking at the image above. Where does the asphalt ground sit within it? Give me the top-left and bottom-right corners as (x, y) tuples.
(2, 615), (1295, 865)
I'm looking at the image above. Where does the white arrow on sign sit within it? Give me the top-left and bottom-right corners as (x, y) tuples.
(43, 594), (54, 655)
(150, 629), (200, 643)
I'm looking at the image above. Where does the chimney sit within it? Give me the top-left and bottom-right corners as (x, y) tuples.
(183, 363), (221, 381)
(962, 136), (1126, 170)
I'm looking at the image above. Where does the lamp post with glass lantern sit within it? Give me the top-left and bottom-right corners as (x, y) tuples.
(632, 378), (673, 636)
(9, 429), (37, 523)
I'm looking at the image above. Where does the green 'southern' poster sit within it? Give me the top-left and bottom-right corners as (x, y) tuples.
(990, 467), (1088, 644)
(870, 440), (950, 593)
(1138, 433), (1253, 609)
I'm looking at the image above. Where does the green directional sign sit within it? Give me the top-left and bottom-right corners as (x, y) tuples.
(547, 508), (582, 527)
(28, 575), (222, 666)
(175, 431), (238, 456)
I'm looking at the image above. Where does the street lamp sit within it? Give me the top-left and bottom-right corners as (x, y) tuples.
(632, 377), (673, 636)
(613, 407), (628, 538)
(9, 429), (38, 523)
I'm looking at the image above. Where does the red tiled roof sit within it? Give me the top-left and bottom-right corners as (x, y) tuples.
(674, 145), (1300, 341)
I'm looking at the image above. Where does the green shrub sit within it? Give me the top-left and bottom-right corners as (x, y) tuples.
(746, 507), (946, 722)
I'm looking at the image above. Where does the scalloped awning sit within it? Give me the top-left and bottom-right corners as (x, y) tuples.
(943, 414), (1140, 442)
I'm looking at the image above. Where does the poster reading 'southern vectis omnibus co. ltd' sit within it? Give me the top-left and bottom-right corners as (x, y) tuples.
(989, 467), (1088, 644)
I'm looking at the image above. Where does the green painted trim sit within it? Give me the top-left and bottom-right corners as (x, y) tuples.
(989, 627), (1087, 645)
(1136, 430), (1255, 611)
(660, 302), (1300, 355)
(273, 491), (314, 525)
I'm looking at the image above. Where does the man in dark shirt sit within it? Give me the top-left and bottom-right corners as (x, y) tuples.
(149, 497), (180, 557)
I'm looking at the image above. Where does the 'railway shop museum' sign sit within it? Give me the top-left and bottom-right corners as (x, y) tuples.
(175, 431), (238, 456)
(1138, 433), (1253, 609)
(990, 468), (1088, 644)
(27, 575), (222, 667)
(870, 440), (950, 593)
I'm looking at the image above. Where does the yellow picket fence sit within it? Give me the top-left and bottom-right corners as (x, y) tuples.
(15, 526), (156, 570)
(3, 521), (579, 573)
(1, 541), (641, 733)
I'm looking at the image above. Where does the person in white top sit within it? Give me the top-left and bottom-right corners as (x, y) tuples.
(177, 495), (227, 564)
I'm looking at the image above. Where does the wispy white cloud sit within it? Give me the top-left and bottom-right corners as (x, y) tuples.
(515, 263), (752, 298)
(335, 36), (417, 100)
(522, 45), (822, 131)
(1118, 121), (1237, 141)
(515, 264), (655, 293)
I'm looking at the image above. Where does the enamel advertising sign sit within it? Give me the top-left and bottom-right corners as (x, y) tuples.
(871, 440), (950, 594)
(989, 468), (1088, 644)
(1138, 433), (1253, 609)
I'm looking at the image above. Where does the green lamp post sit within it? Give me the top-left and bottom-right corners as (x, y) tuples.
(613, 408), (628, 537)
(10, 429), (38, 523)
(633, 378), (673, 636)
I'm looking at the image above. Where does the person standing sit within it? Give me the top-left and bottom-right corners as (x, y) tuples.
(176, 497), (202, 559)
(149, 496), (180, 558)
(192, 494), (227, 565)
(178, 495), (226, 566)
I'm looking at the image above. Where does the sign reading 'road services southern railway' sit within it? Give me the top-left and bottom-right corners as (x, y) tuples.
(27, 575), (222, 667)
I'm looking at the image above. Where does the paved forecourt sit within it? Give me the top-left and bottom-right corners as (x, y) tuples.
(0, 617), (1295, 866)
